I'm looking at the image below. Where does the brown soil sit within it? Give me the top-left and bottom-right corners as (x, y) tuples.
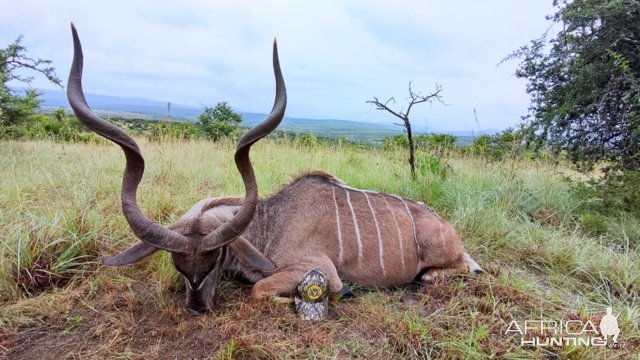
(2, 275), (637, 359)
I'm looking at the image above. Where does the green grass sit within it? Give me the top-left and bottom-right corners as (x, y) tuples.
(0, 138), (638, 359)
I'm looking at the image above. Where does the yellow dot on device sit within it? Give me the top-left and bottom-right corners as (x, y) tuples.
(306, 285), (323, 300)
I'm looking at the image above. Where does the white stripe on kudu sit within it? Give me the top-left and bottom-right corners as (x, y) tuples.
(381, 194), (405, 271)
(394, 195), (419, 253)
(345, 189), (363, 263)
(332, 187), (344, 263)
(364, 192), (385, 276)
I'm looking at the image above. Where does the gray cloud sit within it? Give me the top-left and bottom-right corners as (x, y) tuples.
(0, 0), (555, 131)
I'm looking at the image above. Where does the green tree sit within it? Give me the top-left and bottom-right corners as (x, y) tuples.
(197, 102), (242, 141)
(0, 36), (61, 129)
(507, 0), (639, 173)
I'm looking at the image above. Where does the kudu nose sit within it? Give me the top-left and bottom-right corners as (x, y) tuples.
(186, 306), (207, 316)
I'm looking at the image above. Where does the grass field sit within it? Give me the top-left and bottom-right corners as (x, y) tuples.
(0, 138), (638, 359)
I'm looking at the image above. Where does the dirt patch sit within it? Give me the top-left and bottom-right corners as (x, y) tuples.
(3, 275), (638, 359)
(4, 279), (359, 359)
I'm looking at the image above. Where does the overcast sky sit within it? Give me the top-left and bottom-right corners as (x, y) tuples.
(1, 1), (556, 132)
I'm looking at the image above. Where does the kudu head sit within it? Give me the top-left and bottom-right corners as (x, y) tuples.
(67, 24), (286, 314)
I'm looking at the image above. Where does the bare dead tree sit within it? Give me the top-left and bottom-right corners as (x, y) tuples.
(367, 82), (444, 178)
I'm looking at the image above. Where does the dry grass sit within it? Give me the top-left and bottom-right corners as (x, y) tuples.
(0, 139), (638, 359)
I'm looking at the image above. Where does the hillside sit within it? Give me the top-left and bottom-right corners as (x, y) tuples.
(35, 88), (491, 144)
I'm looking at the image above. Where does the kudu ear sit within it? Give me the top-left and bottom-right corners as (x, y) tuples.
(102, 242), (159, 266)
(228, 236), (276, 272)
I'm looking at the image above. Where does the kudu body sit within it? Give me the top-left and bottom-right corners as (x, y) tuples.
(67, 25), (481, 314)
(179, 174), (483, 302)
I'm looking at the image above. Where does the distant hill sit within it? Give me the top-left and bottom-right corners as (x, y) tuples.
(33, 88), (496, 144)
(36, 88), (201, 120)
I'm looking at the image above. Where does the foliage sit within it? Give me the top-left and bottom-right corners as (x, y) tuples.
(0, 36), (61, 128)
(603, 170), (640, 214)
(197, 102), (242, 141)
(382, 134), (408, 149)
(507, 0), (640, 174)
(0, 108), (100, 142)
(415, 133), (456, 150)
(416, 153), (446, 178)
(294, 132), (318, 147)
(0, 88), (41, 129)
(383, 133), (457, 152)
(108, 117), (157, 134)
(149, 120), (203, 142)
(573, 169), (640, 219)
(466, 128), (526, 160)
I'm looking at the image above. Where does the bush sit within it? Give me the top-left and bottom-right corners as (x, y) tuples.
(599, 170), (640, 216)
(382, 133), (457, 152)
(416, 153), (446, 178)
(197, 102), (242, 141)
(1, 109), (99, 142)
(578, 212), (609, 236)
(466, 128), (524, 160)
(414, 133), (457, 151)
(149, 121), (203, 142)
(295, 133), (318, 147)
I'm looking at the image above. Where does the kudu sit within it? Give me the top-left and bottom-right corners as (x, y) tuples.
(67, 24), (482, 315)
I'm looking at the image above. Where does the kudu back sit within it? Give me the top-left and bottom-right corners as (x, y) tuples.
(67, 24), (482, 315)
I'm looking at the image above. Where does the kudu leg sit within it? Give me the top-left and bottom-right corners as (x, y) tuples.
(250, 256), (343, 300)
(421, 261), (470, 284)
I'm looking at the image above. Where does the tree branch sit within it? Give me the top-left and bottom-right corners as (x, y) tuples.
(367, 81), (445, 179)
(0, 36), (62, 87)
(366, 96), (406, 121)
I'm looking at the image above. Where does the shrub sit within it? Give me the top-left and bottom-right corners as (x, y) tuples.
(197, 102), (242, 141)
(1, 109), (98, 142)
(149, 121), (203, 142)
(383, 133), (457, 153)
(466, 128), (525, 160)
(295, 133), (318, 147)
